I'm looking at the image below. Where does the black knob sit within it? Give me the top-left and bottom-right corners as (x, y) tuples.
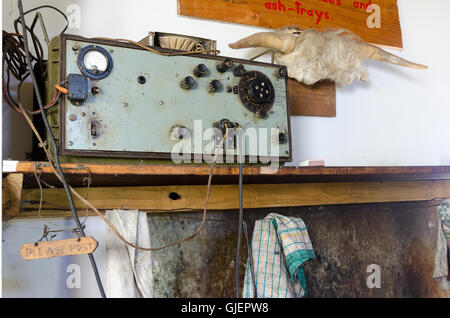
(249, 78), (273, 103)
(208, 80), (221, 93)
(193, 64), (208, 77)
(216, 59), (233, 73)
(180, 76), (196, 90)
(91, 87), (100, 95)
(233, 64), (246, 77)
(137, 76), (146, 84)
(219, 119), (233, 130)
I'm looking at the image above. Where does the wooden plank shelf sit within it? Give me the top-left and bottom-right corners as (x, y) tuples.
(4, 161), (450, 188)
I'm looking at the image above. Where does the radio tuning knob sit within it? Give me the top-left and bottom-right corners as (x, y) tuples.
(193, 64), (208, 77)
(216, 58), (233, 73)
(171, 125), (191, 140)
(208, 80), (221, 93)
(180, 76), (196, 90)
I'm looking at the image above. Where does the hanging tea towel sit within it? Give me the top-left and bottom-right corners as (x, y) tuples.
(243, 213), (315, 298)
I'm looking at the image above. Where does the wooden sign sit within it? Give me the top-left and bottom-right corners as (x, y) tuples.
(20, 237), (98, 260)
(178, 0), (402, 49)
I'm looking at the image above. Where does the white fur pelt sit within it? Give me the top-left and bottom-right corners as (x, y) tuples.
(276, 28), (368, 85)
(229, 27), (427, 86)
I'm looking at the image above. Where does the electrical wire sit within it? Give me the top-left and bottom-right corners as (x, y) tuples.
(13, 20), (44, 62)
(17, 0), (106, 298)
(2, 63), (63, 115)
(3, 30), (42, 78)
(235, 131), (257, 298)
(16, 4), (69, 34)
(2, 28), (52, 115)
(33, 163), (89, 232)
(3, 4), (67, 114)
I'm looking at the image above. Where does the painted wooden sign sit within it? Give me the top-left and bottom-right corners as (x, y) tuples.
(20, 237), (98, 260)
(177, 0), (402, 48)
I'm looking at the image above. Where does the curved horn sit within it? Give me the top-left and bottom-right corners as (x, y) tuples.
(363, 44), (428, 69)
(229, 32), (297, 54)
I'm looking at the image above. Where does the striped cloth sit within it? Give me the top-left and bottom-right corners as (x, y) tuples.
(243, 213), (315, 298)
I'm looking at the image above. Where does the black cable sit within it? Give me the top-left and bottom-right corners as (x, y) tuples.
(5, 62), (20, 108)
(17, 0), (106, 298)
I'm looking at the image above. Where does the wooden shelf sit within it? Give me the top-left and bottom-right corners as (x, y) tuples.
(4, 161), (450, 188)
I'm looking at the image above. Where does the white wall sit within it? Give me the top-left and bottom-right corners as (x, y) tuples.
(2, 0), (450, 166)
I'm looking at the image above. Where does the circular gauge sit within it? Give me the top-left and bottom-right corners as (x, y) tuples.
(83, 50), (108, 73)
(77, 45), (113, 80)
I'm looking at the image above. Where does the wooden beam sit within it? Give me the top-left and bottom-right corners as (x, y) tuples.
(17, 180), (450, 218)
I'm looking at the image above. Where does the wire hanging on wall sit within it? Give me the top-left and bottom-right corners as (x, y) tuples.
(16, 0), (106, 298)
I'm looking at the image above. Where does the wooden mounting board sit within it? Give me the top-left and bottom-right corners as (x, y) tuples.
(178, 0), (402, 49)
(289, 79), (336, 117)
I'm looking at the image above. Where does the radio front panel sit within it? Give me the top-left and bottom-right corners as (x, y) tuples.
(56, 35), (292, 162)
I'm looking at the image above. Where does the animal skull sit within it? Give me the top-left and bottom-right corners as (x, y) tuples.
(229, 27), (428, 86)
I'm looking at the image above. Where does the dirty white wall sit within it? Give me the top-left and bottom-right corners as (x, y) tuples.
(2, 0), (450, 165)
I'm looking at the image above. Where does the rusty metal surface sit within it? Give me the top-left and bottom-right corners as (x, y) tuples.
(147, 202), (450, 298)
